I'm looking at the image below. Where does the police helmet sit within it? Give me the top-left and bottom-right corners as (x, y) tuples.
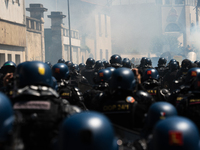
(109, 67), (136, 91)
(194, 60), (200, 64)
(95, 60), (104, 70)
(59, 111), (118, 150)
(170, 59), (177, 63)
(79, 63), (86, 70)
(1, 61), (16, 74)
(52, 63), (69, 81)
(45, 61), (52, 68)
(58, 58), (65, 63)
(181, 59), (192, 70)
(0, 92), (14, 143)
(103, 61), (110, 68)
(65, 61), (73, 69)
(147, 102), (177, 129)
(144, 58), (152, 67)
(110, 54), (122, 67)
(153, 116), (200, 150)
(16, 61), (53, 88)
(86, 58), (95, 67)
(140, 57), (147, 67)
(184, 68), (200, 85)
(158, 57), (167, 67)
(122, 58), (131, 68)
(70, 64), (80, 73)
(143, 68), (159, 81)
(96, 69), (112, 83)
(106, 67), (116, 73)
(170, 61), (179, 71)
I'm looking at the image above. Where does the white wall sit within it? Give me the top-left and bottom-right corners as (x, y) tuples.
(0, 0), (25, 24)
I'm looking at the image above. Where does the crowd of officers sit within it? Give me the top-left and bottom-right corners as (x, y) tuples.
(0, 54), (200, 150)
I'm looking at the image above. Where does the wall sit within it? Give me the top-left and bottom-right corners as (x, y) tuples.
(0, 20), (26, 47)
(0, 0), (25, 24)
(26, 31), (42, 61)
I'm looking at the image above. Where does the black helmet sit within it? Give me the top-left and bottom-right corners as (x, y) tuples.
(109, 67), (136, 91)
(122, 58), (131, 68)
(103, 61), (110, 68)
(184, 68), (200, 86)
(59, 111), (118, 150)
(86, 58), (95, 67)
(110, 54), (122, 68)
(95, 60), (104, 70)
(65, 61), (73, 69)
(140, 57), (147, 67)
(158, 57), (167, 67)
(96, 69), (112, 83)
(70, 64), (80, 73)
(144, 58), (152, 67)
(106, 67), (116, 73)
(181, 59), (192, 70)
(58, 58), (65, 63)
(143, 68), (159, 81)
(52, 63), (69, 81)
(147, 102), (177, 130)
(1, 61), (16, 74)
(194, 60), (200, 64)
(16, 61), (53, 88)
(170, 61), (179, 71)
(45, 61), (52, 68)
(153, 116), (200, 150)
(79, 63), (85, 70)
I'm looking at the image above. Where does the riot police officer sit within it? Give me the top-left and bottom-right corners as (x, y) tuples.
(109, 54), (122, 68)
(83, 69), (112, 109)
(162, 61), (179, 91)
(155, 57), (167, 79)
(142, 68), (170, 101)
(69, 64), (88, 88)
(91, 68), (154, 130)
(52, 63), (87, 110)
(12, 61), (81, 150)
(59, 111), (118, 150)
(133, 102), (177, 150)
(103, 60), (111, 68)
(175, 59), (192, 80)
(78, 63), (85, 74)
(122, 58), (132, 68)
(81, 58), (96, 86)
(152, 116), (200, 150)
(57, 58), (65, 63)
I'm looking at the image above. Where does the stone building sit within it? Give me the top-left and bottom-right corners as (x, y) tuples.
(44, 12), (85, 64)
(26, 4), (47, 62)
(0, 1), (47, 66)
(0, 0), (26, 66)
(110, 0), (199, 56)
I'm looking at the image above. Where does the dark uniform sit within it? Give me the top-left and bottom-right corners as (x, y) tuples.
(12, 61), (81, 150)
(81, 58), (96, 86)
(91, 68), (154, 130)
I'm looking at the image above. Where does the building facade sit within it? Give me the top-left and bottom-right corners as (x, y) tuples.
(45, 12), (86, 64)
(0, 0), (26, 66)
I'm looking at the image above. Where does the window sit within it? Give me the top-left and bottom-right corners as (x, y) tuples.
(99, 14), (102, 36)
(106, 49), (109, 60)
(15, 54), (20, 65)
(7, 54), (12, 61)
(175, 0), (184, 4)
(105, 14), (108, 37)
(165, 23), (181, 32)
(100, 49), (103, 60)
(0, 54), (5, 67)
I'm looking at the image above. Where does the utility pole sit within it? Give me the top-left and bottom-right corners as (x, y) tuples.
(67, 0), (73, 61)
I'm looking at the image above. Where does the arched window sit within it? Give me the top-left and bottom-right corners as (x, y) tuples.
(165, 23), (181, 32)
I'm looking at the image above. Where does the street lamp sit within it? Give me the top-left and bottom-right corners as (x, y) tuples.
(67, 0), (73, 61)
